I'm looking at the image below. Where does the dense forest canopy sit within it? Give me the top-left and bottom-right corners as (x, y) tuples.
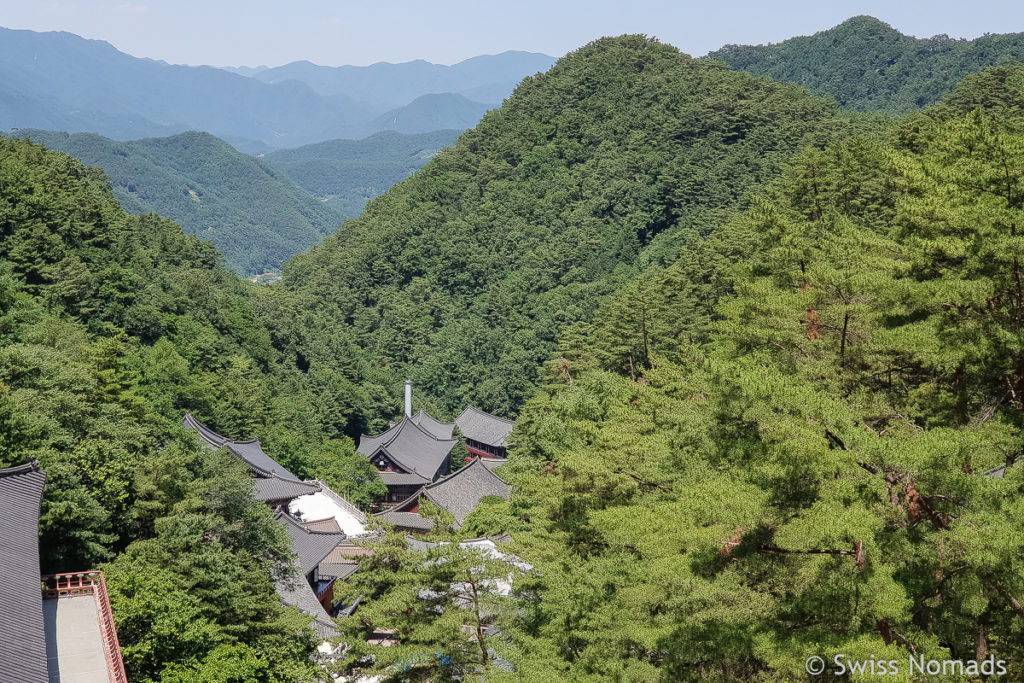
(471, 63), (1024, 681)
(707, 15), (1024, 113)
(265, 129), (460, 221)
(272, 35), (862, 421)
(0, 135), (387, 679)
(5, 23), (1024, 682)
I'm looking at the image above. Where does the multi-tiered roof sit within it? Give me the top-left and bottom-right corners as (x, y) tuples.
(357, 415), (458, 487)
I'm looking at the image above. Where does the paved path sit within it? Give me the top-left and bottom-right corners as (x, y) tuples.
(43, 596), (111, 683)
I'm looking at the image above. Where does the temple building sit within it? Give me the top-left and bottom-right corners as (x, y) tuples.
(276, 512), (350, 639)
(375, 456), (511, 532)
(356, 382), (458, 505)
(182, 413), (371, 648)
(182, 412), (368, 534)
(0, 462), (127, 683)
(455, 405), (515, 460)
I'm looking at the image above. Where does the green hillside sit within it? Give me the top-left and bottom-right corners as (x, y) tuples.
(471, 64), (1024, 681)
(707, 15), (1024, 112)
(6, 129), (341, 275)
(8, 23), (1024, 682)
(0, 136), (388, 680)
(266, 129), (460, 219)
(271, 35), (861, 419)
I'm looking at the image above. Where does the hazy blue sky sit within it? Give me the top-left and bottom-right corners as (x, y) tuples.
(3, 1), (1022, 67)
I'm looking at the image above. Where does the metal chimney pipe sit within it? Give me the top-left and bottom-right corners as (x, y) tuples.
(404, 380), (412, 418)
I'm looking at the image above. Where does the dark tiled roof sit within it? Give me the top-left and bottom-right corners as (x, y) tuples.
(275, 576), (338, 639)
(301, 516), (343, 533)
(480, 458), (509, 473)
(182, 413), (300, 481)
(274, 512), (347, 640)
(253, 476), (319, 503)
(357, 417), (456, 482)
(277, 512), (348, 575)
(318, 562), (360, 581)
(455, 406), (515, 448)
(422, 458), (511, 528)
(378, 471), (431, 486)
(411, 410), (455, 440)
(0, 462), (49, 683)
(373, 508), (436, 531)
(986, 464), (1012, 478)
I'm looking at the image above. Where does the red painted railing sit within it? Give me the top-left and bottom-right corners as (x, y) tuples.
(42, 571), (128, 683)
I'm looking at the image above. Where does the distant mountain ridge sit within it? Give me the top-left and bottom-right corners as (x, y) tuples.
(249, 51), (557, 110)
(707, 15), (1024, 112)
(6, 129), (341, 274)
(368, 94), (491, 135)
(0, 27), (555, 148)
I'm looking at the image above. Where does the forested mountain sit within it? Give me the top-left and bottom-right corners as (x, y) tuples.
(266, 129), (460, 219)
(270, 35), (860, 420)
(6, 129), (341, 275)
(367, 94), (493, 135)
(463, 64), (1024, 681)
(8, 18), (1024, 682)
(0, 136), (387, 679)
(708, 15), (1024, 112)
(0, 27), (552, 148)
(250, 51), (557, 111)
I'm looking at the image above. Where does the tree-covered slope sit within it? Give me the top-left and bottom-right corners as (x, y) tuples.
(0, 136), (391, 680)
(467, 64), (1024, 682)
(266, 129), (460, 219)
(707, 15), (1024, 113)
(271, 35), (857, 419)
(7, 129), (342, 275)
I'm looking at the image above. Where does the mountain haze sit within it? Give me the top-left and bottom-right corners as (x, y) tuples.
(251, 51), (557, 110)
(0, 27), (360, 148)
(266, 129), (460, 219)
(0, 28), (553, 148)
(367, 94), (491, 135)
(8, 129), (341, 274)
(708, 15), (1024, 112)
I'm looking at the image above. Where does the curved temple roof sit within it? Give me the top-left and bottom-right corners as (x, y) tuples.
(455, 406), (516, 448)
(410, 409), (455, 440)
(274, 512), (349, 639)
(421, 457), (511, 527)
(357, 416), (457, 482)
(183, 412), (300, 481)
(379, 457), (511, 530)
(0, 462), (49, 683)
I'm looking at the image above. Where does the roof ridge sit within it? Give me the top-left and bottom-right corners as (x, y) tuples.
(401, 415), (458, 443)
(301, 515), (336, 525)
(0, 460), (43, 477)
(426, 456), (504, 489)
(463, 405), (516, 424)
(415, 409), (455, 425)
(278, 510), (348, 538)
